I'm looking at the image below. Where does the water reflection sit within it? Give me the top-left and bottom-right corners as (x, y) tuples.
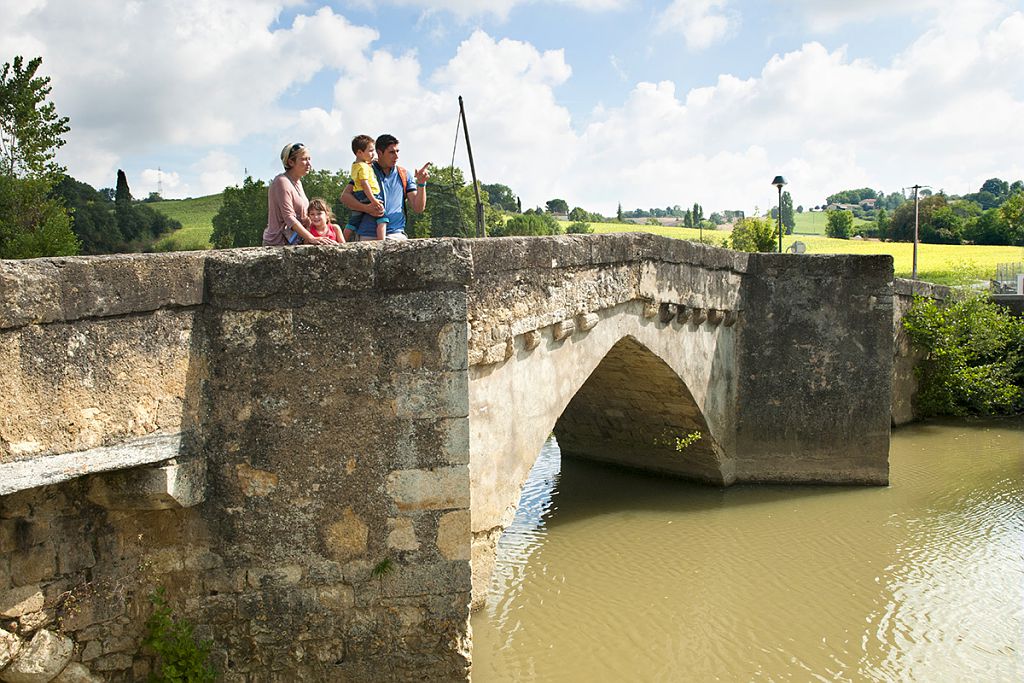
(472, 418), (1024, 682)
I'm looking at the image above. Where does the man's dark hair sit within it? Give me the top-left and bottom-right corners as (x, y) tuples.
(351, 135), (374, 155)
(375, 134), (399, 153)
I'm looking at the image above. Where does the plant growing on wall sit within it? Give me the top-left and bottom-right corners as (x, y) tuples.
(144, 588), (217, 683)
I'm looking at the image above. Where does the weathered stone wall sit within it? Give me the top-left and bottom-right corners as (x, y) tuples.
(733, 254), (894, 484)
(1, 244), (474, 682)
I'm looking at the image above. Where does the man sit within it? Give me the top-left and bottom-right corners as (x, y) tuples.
(339, 134), (429, 240)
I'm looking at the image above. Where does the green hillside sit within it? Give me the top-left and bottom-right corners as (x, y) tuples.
(792, 210), (869, 235)
(150, 194), (222, 251)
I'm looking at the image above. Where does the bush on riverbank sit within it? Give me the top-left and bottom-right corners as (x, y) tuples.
(903, 294), (1024, 416)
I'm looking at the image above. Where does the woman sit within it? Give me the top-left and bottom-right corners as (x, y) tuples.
(262, 143), (338, 246)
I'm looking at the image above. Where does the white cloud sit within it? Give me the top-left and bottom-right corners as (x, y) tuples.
(137, 168), (182, 197)
(194, 150), (243, 196)
(657, 0), (740, 50)
(364, 0), (629, 21)
(0, 1), (377, 188)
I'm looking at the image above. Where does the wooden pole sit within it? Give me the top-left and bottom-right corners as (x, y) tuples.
(459, 96), (485, 237)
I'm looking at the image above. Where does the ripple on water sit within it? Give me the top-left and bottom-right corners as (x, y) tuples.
(471, 419), (1024, 682)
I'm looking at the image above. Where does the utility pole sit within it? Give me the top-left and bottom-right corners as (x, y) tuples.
(905, 184), (930, 280)
(459, 96), (485, 237)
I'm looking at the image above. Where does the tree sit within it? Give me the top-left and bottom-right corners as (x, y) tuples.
(301, 168), (349, 221)
(405, 164), (497, 238)
(568, 207), (589, 222)
(980, 177), (1009, 200)
(825, 209), (853, 239)
(51, 174), (121, 253)
(780, 191), (795, 233)
(211, 176), (268, 248)
(0, 175), (79, 258)
(545, 198), (568, 214)
(825, 188), (876, 206)
(796, 205), (804, 213)
(1, 56), (70, 179)
(999, 191), (1024, 245)
(481, 183), (517, 212)
(616, 202), (623, 222)
(492, 212), (561, 237)
(115, 169), (137, 240)
(566, 220), (592, 234)
(729, 216), (776, 252)
(683, 209), (693, 228)
(0, 56), (77, 258)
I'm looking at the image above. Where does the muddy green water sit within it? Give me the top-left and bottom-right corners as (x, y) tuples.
(471, 419), (1024, 682)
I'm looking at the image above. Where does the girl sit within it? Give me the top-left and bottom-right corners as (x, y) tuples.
(305, 197), (345, 244)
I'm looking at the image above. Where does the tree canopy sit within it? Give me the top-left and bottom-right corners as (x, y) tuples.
(0, 55), (78, 258)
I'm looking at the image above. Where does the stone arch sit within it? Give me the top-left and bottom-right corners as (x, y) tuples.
(553, 335), (726, 484)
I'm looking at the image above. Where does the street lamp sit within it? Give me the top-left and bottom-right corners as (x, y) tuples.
(772, 175), (787, 253)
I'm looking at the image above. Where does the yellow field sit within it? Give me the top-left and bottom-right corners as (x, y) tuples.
(592, 222), (1024, 284)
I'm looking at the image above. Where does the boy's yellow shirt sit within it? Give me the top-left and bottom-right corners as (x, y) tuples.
(351, 161), (380, 195)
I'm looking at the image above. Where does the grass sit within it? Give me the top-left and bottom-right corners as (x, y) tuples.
(149, 194), (223, 251)
(792, 210), (869, 235)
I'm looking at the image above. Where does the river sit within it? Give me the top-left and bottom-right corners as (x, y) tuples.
(470, 418), (1023, 682)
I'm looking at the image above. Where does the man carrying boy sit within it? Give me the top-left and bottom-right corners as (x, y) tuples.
(340, 133), (430, 241)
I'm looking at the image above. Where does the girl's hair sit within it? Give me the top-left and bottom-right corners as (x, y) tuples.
(307, 197), (334, 222)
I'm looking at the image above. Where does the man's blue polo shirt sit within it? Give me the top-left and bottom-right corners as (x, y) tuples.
(350, 162), (417, 238)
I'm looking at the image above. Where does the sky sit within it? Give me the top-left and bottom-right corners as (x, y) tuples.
(3, 0), (1024, 215)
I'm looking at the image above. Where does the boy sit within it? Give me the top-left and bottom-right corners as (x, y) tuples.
(346, 135), (387, 241)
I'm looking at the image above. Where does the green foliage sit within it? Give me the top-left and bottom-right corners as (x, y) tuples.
(825, 209), (853, 239)
(0, 56), (78, 258)
(211, 176), (268, 248)
(1, 56), (70, 179)
(567, 220), (592, 234)
(482, 182), (517, 212)
(0, 174), (79, 258)
(826, 188), (877, 206)
(492, 211), (561, 237)
(545, 198), (568, 214)
(729, 215), (777, 252)
(371, 558), (395, 578)
(903, 294), (1024, 417)
(780, 191), (795, 233)
(144, 588), (216, 683)
(301, 168), (349, 221)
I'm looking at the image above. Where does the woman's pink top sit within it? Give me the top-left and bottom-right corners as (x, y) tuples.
(263, 173), (309, 246)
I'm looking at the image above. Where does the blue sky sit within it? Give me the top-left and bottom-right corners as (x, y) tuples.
(4, 0), (1023, 214)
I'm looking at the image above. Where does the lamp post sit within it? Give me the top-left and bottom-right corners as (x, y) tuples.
(772, 176), (787, 252)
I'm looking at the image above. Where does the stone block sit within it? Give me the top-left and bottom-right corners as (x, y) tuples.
(552, 319), (575, 342)
(576, 312), (599, 332)
(0, 587), (43, 619)
(436, 511), (470, 561)
(658, 303), (678, 324)
(522, 329), (541, 351)
(8, 544), (54, 588)
(86, 458), (205, 511)
(52, 662), (102, 683)
(386, 467), (469, 512)
(235, 463), (278, 498)
(386, 518), (419, 551)
(317, 585), (355, 611)
(642, 299), (658, 318)
(0, 629), (21, 670)
(324, 508), (369, 562)
(393, 372), (469, 419)
(0, 629), (73, 683)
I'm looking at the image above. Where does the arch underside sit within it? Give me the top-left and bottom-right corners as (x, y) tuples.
(553, 336), (726, 484)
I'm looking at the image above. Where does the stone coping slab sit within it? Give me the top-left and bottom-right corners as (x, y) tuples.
(0, 432), (181, 495)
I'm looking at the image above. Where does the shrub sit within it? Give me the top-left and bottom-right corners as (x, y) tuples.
(566, 220), (592, 234)
(903, 294), (1024, 416)
(491, 212), (561, 237)
(729, 216), (776, 252)
(825, 210), (853, 239)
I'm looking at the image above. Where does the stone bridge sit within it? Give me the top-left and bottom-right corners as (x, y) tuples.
(0, 235), (894, 681)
